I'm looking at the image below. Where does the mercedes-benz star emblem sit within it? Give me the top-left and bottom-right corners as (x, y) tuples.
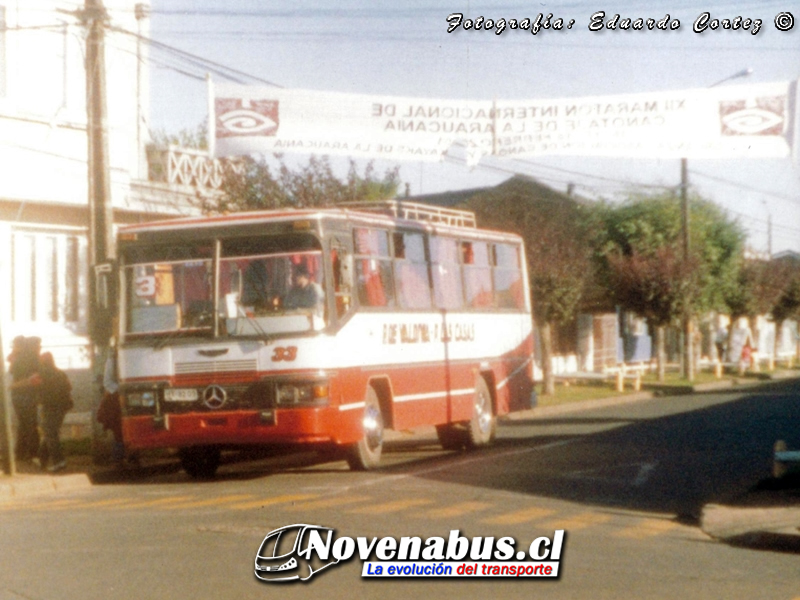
(202, 385), (227, 410)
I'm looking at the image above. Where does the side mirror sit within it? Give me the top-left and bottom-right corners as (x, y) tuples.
(92, 261), (117, 344)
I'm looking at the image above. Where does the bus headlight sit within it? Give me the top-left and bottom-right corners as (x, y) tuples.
(126, 391), (156, 408)
(275, 382), (329, 407)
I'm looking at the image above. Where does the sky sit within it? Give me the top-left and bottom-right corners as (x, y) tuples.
(145, 0), (800, 254)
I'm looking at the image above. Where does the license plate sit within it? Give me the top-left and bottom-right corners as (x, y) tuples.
(164, 388), (199, 402)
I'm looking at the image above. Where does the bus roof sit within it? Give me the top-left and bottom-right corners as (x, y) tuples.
(119, 204), (523, 243)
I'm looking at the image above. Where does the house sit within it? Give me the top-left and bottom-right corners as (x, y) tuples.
(0, 1), (215, 384)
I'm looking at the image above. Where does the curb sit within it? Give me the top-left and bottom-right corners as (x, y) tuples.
(0, 473), (92, 501)
(510, 391), (656, 420)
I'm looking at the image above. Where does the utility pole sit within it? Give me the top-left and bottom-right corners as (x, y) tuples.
(84, 0), (115, 279)
(82, 0), (115, 462)
(678, 68), (752, 381)
(680, 158), (693, 381)
(767, 212), (773, 259)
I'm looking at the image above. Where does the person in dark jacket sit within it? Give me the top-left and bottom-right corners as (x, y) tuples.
(283, 264), (324, 314)
(8, 336), (41, 462)
(34, 352), (73, 472)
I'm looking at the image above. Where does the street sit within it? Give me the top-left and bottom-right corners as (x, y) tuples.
(1, 379), (799, 600)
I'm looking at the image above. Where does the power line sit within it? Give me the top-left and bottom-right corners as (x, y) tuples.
(689, 169), (800, 206)
(111, 26), (284, 87)
(512, 159), (676, 191)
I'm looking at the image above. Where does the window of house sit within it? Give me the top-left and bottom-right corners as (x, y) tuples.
(11, 231), (85, 325)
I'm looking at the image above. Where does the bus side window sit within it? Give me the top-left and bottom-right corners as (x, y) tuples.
(430, 236), (463, 310)
(493, 243), (525, 310)
(354, 228), (395, 308)
(393, 231), (431, 310)
(462, 241), (493, 308)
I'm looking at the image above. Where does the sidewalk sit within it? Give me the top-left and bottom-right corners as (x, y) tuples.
(0, 411), (94, 500)
(0, 470), (91, 501)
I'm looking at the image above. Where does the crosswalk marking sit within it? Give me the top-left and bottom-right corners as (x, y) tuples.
(614, 518), (678, 539)
(79, 498), (136, 509)
(543, 512), (612, 531)
(116, 495), (195, 509)
(482, 507), (555, 525)
(163, 494), (255, 509)
(347, 498), (432, 515)
(284, 495), (371, 512)
(26, 499), (83, 511)
(0, 490), (701, 545)
(229, 493), (319, 510)
(422, 501), (493, 519)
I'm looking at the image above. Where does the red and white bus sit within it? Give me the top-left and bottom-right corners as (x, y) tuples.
(114, 201), (535, 477)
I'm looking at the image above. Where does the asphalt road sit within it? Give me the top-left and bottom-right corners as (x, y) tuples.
(1, 380), (799, 600)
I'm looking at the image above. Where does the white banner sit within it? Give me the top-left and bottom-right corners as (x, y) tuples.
(211, 80), (796, 162)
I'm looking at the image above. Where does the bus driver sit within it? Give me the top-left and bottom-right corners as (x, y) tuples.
(283, 263), (324, 315)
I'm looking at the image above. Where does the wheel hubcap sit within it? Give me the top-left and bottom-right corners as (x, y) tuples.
(363, 404), (383, 451)
(476, 391), (491, 434)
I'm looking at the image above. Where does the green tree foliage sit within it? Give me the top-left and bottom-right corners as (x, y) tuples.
(771, 262), (800, 341)
(466, 176), (598, 395)
(724, 257), (791, 322)
(150, 123), (208, 150)
(206, 155), (400, 213)
(596, 192), (745, 379)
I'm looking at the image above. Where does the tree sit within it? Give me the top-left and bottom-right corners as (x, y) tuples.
(724, 258), (790, 323)
(150, 123), (208, 150)
(466, 176), (598, 395)
(770, 263), (800, 359)
(597, 192), (744, 381)
(150, 122), (401, 212)
(205, 155), (401, 213)
(722, 257), (793, 361)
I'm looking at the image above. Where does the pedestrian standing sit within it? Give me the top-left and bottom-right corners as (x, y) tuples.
(97, 351), (125, 465)
(8, 336), (41, 462)
(34, 352), (73, 472)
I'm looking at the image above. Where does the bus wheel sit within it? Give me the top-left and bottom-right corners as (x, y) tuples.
(436, 424), (465, 451)
(466, 378), (495, 449)
(179, 446), (221, 479)
(347, 388), (384, 470)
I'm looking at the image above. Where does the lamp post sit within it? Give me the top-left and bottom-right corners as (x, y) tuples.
(680, 67), (752, 380)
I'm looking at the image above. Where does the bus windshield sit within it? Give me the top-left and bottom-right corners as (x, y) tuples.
(126, 259), (213, 335)
(123, 235), (326, 338)
(220, 251), (325, 336)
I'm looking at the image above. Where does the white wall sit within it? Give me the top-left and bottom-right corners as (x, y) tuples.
(0, 0), (150, 209)
(0, 1), (150, 362)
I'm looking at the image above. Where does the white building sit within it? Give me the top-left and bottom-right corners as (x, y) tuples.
(0, 1), (213, 369)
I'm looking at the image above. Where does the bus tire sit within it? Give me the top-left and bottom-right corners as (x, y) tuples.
(346, 388), (384, 471)
(179, 446), (221, 479)
(436, 424), (465, 451)
(466, 377), (495, 449)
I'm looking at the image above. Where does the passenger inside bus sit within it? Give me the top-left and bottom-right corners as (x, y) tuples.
(241, 260), (273, 310)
